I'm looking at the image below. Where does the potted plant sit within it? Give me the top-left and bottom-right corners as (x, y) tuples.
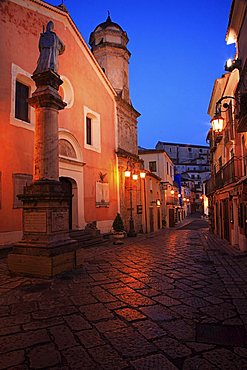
(112, 213), (125, 244)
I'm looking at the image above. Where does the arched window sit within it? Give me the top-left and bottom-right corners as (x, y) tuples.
(59, 139), (77, 159)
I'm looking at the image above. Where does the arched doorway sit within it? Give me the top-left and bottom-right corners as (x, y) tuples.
(59, 177), (78, 230)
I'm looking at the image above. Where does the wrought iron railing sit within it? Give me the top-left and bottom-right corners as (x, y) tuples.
(205, 157), (242, 196)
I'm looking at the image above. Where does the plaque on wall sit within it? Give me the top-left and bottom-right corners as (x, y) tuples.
(24, 212), (47, 233)
(96, 182), (110, 208)
(52, 211), (68, 232)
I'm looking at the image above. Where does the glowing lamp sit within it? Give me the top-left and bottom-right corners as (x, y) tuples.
(211, 115), (224, 133)
(183, 197), (186, 201)
(170, 190), (175, 195)
(156, 199), (161, 207)
(125, 170), (131, 178)
(226, 58), (233, 69)
(132, 173), (138, 181)
(178, 194), (181, 198)
(140, 171), (146, 179)
(186, 198), (190, 202)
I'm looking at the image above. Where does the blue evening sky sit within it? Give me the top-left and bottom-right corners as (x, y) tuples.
(48, 0), (235, 148)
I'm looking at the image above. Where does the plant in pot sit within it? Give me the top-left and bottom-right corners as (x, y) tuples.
(112, 213), (125, 244)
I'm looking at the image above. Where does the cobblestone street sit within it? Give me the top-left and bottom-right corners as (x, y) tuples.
(0, 217), (247, 369)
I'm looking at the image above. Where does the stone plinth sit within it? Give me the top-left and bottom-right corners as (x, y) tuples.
(8, 70), (78, 278)
(8, 181), (78, 277)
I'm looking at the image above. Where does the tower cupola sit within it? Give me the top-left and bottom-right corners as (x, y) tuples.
(89, 14), (131, 102)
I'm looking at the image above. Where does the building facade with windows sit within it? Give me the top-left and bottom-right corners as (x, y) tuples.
(156, 141), (210, 212)
(138, 148), (185, 227)
(206, 0), (247, 252)
(0, 0), (119, 244)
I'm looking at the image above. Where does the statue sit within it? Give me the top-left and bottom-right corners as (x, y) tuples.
(34, 21), (65, 75)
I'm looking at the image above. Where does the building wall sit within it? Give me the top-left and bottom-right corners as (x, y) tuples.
(0, 0), (118, 242)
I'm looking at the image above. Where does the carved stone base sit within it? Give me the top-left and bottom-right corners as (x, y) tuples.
(8, 180), (78, 277)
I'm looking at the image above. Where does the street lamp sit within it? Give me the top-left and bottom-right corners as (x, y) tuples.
(124, 160), (139, 237)
(211, 95), (239, 134)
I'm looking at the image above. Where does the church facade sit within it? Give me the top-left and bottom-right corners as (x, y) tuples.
(0, 0), (119, 244)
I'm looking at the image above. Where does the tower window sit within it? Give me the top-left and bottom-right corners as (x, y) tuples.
(149, 161), (157, 172)
(86, 117), (92, 145)
(15, 81), (29, 122)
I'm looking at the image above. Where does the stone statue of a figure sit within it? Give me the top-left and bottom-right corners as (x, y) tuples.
(34, 21), (65, 75)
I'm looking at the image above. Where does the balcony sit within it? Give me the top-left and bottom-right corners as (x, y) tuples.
(205, 157), (241, 196)
(237, 93), (247, 133)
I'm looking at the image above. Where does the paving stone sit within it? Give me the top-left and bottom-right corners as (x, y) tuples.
(154, 336), (192, 359)
(165, 289), (192, 299)
(70, 294), (98, 306)
(0, 350), (25, 369)
(104, 327), (156, 359)
(185, 341), (215, 353)
(234, 347), (247, 358)
(132, 319), (167, 339)
(27, 343), (61, 369)
(117, 292), (155, 307)
(0, 329), (50, 354)
(170, 304), (200, 320)
(136, 287), (160, 297)
(88, 344), (128, 369)
(23, 317), (64, 331)
(131, 353), (179, 369)
(32, 306), (77, 320)
(115, 307), (146, 321)
(0, 314), (31, 329)
(11, 301), (38, 314)
(183, 355), (219, 370)
(153, 295), (181, 306)
(49, 325), (78, 350)
(196, 323), (247, 346)
(181, 296), (208, 308)
(79, 303), (114, 321)
(95, 318), (128, 333)
(203, 348), (247, 370)
(76, 328), (105, 348)
(0, 325), (21, 336)
(105, 300), (127, 310)
(160, 319), (196, 341)
(0, 306), (10, 317)
(64, 314), (92, 331)
(108, 286), (137, 296)
(91, 287), (117, 303)
(140, 304), (175, 321)
(62, 345), (97, 369)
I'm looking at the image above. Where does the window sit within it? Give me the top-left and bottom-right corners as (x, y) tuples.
(170, 165), (172, 177)
(15, 81), (29, 122)
(167, 162), (169, 174)
(86, 117), (92, 145)
(188, 148), (191, 152)
(149, 161), (157, 172)
(84, 106), (101, 153)
(199, 149), (202, 153)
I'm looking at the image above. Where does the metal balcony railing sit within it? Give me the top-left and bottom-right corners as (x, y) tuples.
(205, 157), (243, 196)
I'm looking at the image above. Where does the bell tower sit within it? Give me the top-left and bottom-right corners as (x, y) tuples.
(89, 14), (131, 102)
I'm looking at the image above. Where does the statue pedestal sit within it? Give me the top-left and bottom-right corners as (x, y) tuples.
(8, 70), (78, 278)
(8, 181), (78, 277)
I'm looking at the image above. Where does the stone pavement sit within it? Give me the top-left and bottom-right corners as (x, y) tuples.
(0, 218), (247, 369)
